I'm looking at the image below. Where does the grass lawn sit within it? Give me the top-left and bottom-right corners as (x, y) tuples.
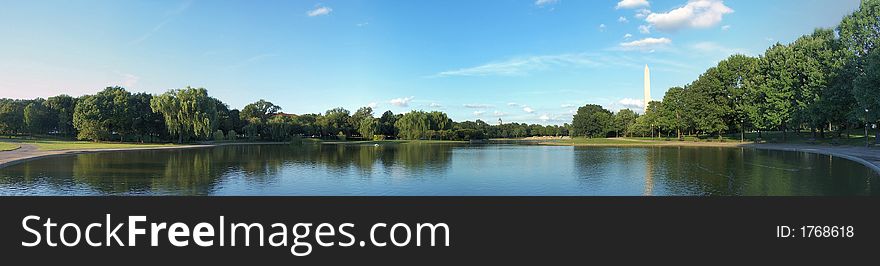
(630, 129), (879, 146)
(0, 142), (21, 151)
(315, 139), (467, 145)
(552, 138), (660, 145)
(19, 140), (179, 151)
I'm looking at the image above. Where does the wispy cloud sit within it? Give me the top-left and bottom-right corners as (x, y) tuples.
(618, 98), (644, 110)
(432, 53), (602, 77)
(129, 0), (193, 45)
(464, 104), (493, 108)
(307, 5), (333, 17)
(534, 0), (559, 7)
(523, 107), (535, 113)
(691, 41), (749, 56)
(390, 96), (414, 107)
(473, 110), (486, 116)
(619, 37), (671, 51)
(618, 16), (629, 23)
(367, 102), (378, 108)
(430, 102), (443, 107)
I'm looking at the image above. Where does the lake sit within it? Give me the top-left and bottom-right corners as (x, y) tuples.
(0, 143), (877, 196)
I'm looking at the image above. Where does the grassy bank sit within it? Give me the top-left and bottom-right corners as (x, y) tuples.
(0, 142), (20, 151)
(629, 129), (878, 146)
(4, 139), (180, 151)
(545, 138), (661, 146)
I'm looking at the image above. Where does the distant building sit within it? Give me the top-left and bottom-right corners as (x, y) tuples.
(644, 64), (651, 113)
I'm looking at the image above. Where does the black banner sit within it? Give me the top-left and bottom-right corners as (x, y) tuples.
(0, 197), (876, 264)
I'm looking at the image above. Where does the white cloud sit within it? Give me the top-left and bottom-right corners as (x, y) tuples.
(494, 110), (506, 116)
(623, 33), (633, 39)
(473, 111), (486, 116)
(561, 104), (576, 108)
(619, 37), (671, 50)
(429, 102), (443, 107)
(464, 104), (492, 108)
(307, 6), (332, 17)
(645, 0), (733, 31)
(523, 107), (536, 113)
(507, 102), (520, 107)
(119, 73), (140, 88)
(535, 0), (558, 6)
(638, 25), (651, 34)
(634, 8), (652, 19)
(367, 102), (378, 108)
(616, 0), (650, 9)
(721, 25), (731, 31)
(539, 114), (551, 121)
(618, 16), (629, 23)
(618, 98), (645, 109)
(599, 24), (607, 32)
(389, 96), (414, 107)
(433, 53), (601, 77)
(691, 41), (748, 55)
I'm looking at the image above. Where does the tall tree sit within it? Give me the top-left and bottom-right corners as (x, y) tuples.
(45, 95), (76, 136)
(150, 87), (218, 143)
(612, 109), (638, 137)
(24, 99), (51, 135)
(571, 104), (613, 138)
(854, 49), (880, 143)
(349, 106), (374, 137)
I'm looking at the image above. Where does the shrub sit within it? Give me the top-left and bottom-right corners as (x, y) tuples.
(213, 130), (224, 141)
(227, 130), (237, 141)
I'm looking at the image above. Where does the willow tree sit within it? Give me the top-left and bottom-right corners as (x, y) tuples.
(150, 87), (218, 143)
(395, 111), (430, 140)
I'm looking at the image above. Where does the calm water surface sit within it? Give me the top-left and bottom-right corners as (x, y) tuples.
(0, 144), (877, 196)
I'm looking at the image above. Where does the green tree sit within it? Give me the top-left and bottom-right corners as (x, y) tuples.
(319, 107), (351, 137)
(613, 109), (638, 137)
(395, 111), (430, 140)
(571, 104), (613, 138)
(150, 87), (218, 143)
(73, 95), (109, 141)
(378, 110), (399, 137)
(358, 117), (379, 139)
(349, 106), (374, 137)
(45, 95), (77, 136)
(854, 49), (880, 143)
(24, 99), (51, 135)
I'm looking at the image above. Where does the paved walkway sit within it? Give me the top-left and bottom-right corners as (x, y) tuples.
(740, 143), (880, 174)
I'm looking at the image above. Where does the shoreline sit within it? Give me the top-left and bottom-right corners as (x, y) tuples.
(0, 142), (292, 169)
(539, 139), (880, 174)
(0, 139), (878, 175)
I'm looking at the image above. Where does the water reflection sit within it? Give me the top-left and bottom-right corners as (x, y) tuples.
(0, 144), (877, 196)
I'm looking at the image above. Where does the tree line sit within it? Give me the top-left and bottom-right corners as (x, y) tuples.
(0, 86), (570, 143)
(570, 0), (880, 142)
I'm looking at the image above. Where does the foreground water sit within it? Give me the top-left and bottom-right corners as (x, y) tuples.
(0, 143), (877, 196)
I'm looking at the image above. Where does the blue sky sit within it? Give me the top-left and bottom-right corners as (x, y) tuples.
(0, 0), (862, 124)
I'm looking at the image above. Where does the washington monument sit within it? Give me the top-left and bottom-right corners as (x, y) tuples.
(644, 64), (651, 113)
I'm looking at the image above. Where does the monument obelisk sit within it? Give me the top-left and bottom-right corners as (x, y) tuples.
(644, 64), (651, 113)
